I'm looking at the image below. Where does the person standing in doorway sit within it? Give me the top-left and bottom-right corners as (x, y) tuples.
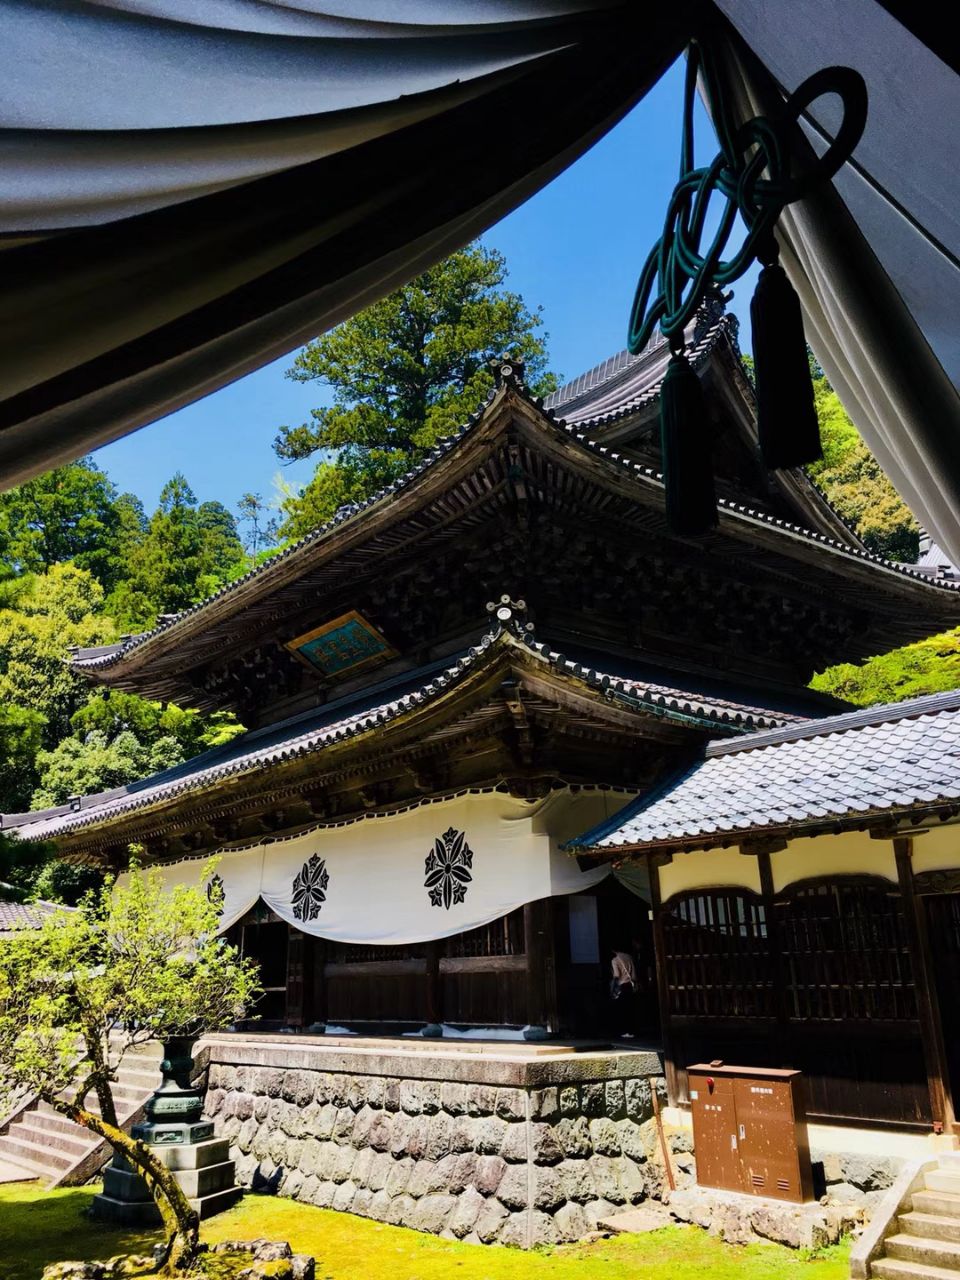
(609, 945), (638, 1039)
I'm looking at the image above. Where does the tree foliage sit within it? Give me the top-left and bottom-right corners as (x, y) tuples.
(806, 374), (918, 562)
(275, 244), (557, 538)
(0, 861), (261, 1272)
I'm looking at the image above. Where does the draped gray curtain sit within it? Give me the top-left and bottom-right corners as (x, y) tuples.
(2, 1), (960, 567)
(709, 0), (960, 571)
(0, 1), (689, 484)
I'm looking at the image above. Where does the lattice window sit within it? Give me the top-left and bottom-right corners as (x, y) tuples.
(777, 879), (917, 1023)
(661, 890), (773, 1018)
(324, 941), (425, 965)
(445, 908), (525, 959)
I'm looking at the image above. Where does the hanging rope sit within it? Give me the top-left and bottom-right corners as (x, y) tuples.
(628, 41), (867, 532)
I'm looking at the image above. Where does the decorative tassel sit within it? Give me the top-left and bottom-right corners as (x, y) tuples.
(660, 350), (718, 536)
(750, 240), (822, 470)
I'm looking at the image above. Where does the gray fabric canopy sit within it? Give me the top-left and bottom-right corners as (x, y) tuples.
(1, 1), (959, 564)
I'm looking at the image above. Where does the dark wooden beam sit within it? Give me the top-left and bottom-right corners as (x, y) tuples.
(524, 898), (558, 1036)
(895, 836), (954, 1132)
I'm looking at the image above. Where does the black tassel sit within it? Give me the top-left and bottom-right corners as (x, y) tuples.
(750, 242), (822, 470)
(660, 350), (718, 536)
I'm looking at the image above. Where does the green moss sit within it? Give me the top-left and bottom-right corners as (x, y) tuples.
(0, 1181), (850, 1280)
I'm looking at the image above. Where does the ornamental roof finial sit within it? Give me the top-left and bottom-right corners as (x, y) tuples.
(486, 594), (535, 637)
(491, 355), (526, 388)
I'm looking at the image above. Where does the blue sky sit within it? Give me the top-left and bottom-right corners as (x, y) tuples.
(95, 57), (757, 515)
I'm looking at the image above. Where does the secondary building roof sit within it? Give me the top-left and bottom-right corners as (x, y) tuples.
(573, 688), (960, 854)
(0, 899), (75, 937)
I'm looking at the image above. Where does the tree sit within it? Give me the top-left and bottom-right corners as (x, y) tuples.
(275, 244), (557, 537)
(237, 492), (279, 559)
(806, 373), (918, 561)
(812, 628), (960, 706)
(107, 474), (246, 630)
(0, 459), (128, 592)
(0, 861), (260, 1274)
(0, 564), (113, 747)
(0, 705), (45, 813)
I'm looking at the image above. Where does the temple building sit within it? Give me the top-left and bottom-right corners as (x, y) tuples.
(5, 306), (960, 1145)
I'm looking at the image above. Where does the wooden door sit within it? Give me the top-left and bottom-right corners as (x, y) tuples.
(925, 892), (960, 1111)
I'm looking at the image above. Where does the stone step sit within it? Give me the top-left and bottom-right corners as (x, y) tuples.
(901, 1213), (960, 1245)
(927, 1172), (960, 1196)
(887, 1233), (960, 1272)
(0, 1144), (49, 1180)
(0, 1133), (73, 1172)
(913, 1191), (960, 1220)
(12, 1116), (94, 1156)
(872, 1259), (960, 1280)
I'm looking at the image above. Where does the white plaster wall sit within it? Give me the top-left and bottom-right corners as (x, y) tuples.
(659, 847), (762, 900)
(769, 830), (897, 892)
(912, 820), (960, 874)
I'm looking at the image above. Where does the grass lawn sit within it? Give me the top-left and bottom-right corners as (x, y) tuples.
(0, 1181), (851, 1280)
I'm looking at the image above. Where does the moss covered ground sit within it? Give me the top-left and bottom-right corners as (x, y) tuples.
(0, 1181), (851, 1280)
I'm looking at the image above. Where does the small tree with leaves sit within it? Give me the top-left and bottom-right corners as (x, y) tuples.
(0, 860), (260, 1274)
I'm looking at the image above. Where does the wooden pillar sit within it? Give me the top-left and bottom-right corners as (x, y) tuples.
(310, 938), (328, 1032)
(284, 927), (310, 1029)
(647, 855), (676, 1093)
(757, 851), (789, 1035)
(895, 836), (954, 1131)
(424, 941), (443, 1036)
(524, 898), (558, 1037)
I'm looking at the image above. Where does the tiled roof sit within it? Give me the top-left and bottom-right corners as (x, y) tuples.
(0, 899), (74, 933)
(70, 331), (960, 683)
(543, 311), (728, 427)
(5, 625), (810, 844)
(574, 688), (960, 852)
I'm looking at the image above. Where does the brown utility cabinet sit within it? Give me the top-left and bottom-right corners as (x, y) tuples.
(687, 1064), (814, 1203)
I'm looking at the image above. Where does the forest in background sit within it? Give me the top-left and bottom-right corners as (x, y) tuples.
(1, 246), (956, 901)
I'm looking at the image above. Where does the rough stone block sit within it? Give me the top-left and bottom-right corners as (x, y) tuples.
(299, 1174), (320, 1206)
(474, 1154), (506, 1196)
(441, 1083), (467, 1116)
(385, 1156), (414, 1197)
(581, 1084), (604, 1117)
(590, 1155), (626, 1204)
(449, 1186), (486, 1238)
(499, 1123), (527, 1164)
(531, 1166), (564, 1212)
(384, 1079), (401, 1112)
(333, 1107), (355, 1141)
(281, 1167), (304, 1200)
(475, 1197), (510, 1243)
(369, 1188), (393, 1221)
(475, 1117), (507, 1155)
(385, 1194), (415, 1228)
(616, 1156), (646, 1205)
(412, 1193), (457, 1234)
(556, 1117), (591, 1159)
(497, 1165), (529, 1211)
(367, 1151), (392, 1192)
(420, 1082), (441, 1116)
(329, 1075), (351, 1109)
(389, 1113), (411, 1157)
(826, 1181), (866, 1206)
(467, 1084), (496, 1116)
(450, 1116), (475, 1154)
(530, 1123), (562, 1166)
(605, 1080), (626, 1119)
(254, 1096), (270, 1122)
(450, 1152), (478, 1194)
(332, 1146), (357, 1185)
(351, 1147), (374, 1188)
(616, 1120), (648, 1163)
(589, 1118), (621, 1157)
(404, 1116), (429, 1160)
(625, 1078), (652, 1123)
(365, 1077), (385, 1109)
(495, 1088), (526, 1122)
(299, 1138), (322, 1178)
(554, 1200), (590, 1242)
(559, 1086), (579, 1116)
(205, 1088), (226, 1117)
(406, 1159), (438, 1199)
(531, 1088), (559, 1122)
(558, 1159), (597, 1205)
(527, 1211), (560, 1247)
(367, 1114), (392, 1153)
(425, 1113), (454, 1161)
(351, 1106), (375, 1149)
(347, 1078), (365, 1111)
(400, 1081), (423, 1115)
(583, 1198), (616, 1228)
(841, 1154), (898, 1191)
(237, 1117), (258, 1153)
(332, 1181), (358, 1213)
(353, 1187), (375, 1218)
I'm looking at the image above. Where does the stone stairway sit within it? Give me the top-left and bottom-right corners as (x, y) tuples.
(872, 1164), (960, 1279)
(0, 1042), (162, 1187)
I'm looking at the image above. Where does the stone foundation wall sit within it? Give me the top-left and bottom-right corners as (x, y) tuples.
(203, 1036), (666, 1247)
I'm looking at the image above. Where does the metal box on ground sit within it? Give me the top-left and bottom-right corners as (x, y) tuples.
(687, 1063), (814, 1203)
